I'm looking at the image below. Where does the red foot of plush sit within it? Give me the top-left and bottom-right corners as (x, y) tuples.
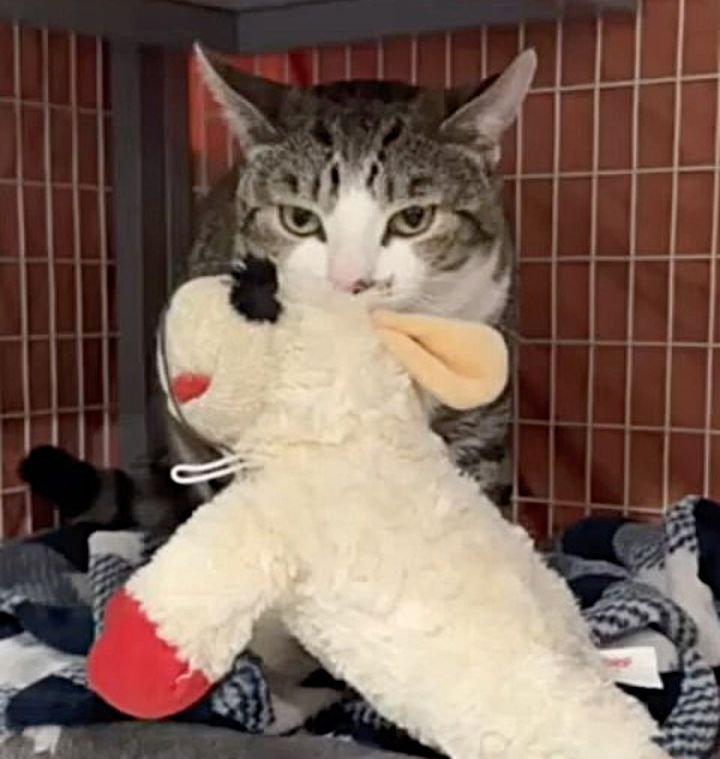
(87, 590), (212, 719)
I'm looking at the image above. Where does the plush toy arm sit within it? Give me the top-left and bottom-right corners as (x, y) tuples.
(88, 484), (291, 719)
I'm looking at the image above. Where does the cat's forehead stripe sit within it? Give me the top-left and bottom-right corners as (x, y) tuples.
(381, 119), (405, 148)
(366, 163), (379, 190)
(283, 173), (299, 194)
(311, 119), (333, 148)
(409, 177), (433, 198)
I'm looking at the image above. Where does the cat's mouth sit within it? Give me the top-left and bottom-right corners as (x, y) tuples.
(284, 267), (416, 310)
(345, 276), (402, 308)
(332, 275), (394, 297)
(345, 276), (395, 295)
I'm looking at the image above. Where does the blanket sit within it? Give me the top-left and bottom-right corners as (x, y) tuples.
(1, 497), (719, 758)
(551, 497), (720, 758)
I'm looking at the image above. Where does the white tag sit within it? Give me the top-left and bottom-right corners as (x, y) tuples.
(599, 646), (663, 689)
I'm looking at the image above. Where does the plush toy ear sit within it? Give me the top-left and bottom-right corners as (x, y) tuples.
(372, 311), (508, 410)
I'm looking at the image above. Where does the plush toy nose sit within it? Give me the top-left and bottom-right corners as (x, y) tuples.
(171, 373), (211, 404)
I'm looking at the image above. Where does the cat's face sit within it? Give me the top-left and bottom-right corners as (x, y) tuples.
(232, 98), (505, 313)
(196, 47), (536, 321)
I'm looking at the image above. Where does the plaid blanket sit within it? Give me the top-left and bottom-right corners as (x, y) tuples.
(1, 497), (719, 758)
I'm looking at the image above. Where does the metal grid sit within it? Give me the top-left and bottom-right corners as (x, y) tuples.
(190, 0), (719, 541)
(513, 0), (720, 538)
(0, 23), (116, 537)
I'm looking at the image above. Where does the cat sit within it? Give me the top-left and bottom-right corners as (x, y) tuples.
(181, 44), (536, 513)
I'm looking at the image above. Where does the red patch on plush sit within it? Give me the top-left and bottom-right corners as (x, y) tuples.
(171, 373), (210, 404)
(87, 590), (212, 719)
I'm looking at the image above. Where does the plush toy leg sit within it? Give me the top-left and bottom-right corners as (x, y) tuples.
(89, 589), (214, 719)
(88, 486), (288, 720)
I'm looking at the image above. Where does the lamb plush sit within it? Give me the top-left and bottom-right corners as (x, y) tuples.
(88, 266), (669, 759)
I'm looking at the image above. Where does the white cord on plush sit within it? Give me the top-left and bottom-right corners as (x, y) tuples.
(170, 453), (259, 485)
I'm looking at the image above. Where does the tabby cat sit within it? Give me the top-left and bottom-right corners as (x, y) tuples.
(182, 45), (536, 512)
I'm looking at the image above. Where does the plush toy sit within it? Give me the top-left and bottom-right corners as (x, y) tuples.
(88, 267), (668, 759)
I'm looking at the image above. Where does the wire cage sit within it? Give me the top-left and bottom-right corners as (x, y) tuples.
(0, 29), (115, 536)
(0, 0), (718, 543)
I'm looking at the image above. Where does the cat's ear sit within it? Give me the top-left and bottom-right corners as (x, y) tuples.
(194, 43), (289, 151)
(440, 49), (537, 164)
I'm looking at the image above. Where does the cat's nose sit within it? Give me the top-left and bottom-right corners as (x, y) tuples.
(331, 276), (372, 294)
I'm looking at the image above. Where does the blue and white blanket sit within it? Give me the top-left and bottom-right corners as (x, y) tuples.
(1, 497), (720, 758)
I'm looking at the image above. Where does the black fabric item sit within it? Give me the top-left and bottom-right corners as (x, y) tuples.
(693, 499), (720, 600)
(27, 523), (102, 572)
(0, 612), (22, 640)
(19, 446), (101, 521)
(6, 677), (121, 729)
(172, 702), (258, 732)
(301, 670), (347, 690)
(14, 602), (94, 656)
(566, 571), (684, 732)
(3, 667), (223, 732)
(567, 574), (621, 609)
(350, 723), (441, 758)
(559, 517), (630, 565)
(619, 672), (683, 725)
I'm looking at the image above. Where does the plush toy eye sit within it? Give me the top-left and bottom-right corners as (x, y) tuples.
(387, 205), (437, 238)
(230, 255), (282, 323)
(279, 205), (323, 237)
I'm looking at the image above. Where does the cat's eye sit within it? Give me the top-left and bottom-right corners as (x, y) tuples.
(279, 205), (322, 237)
(387, 205), (437, 238)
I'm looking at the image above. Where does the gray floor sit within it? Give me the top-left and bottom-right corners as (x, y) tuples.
(3, 723), (717, 758)
(0, 724), (416, 759)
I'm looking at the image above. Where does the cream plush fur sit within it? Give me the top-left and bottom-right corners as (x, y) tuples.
(126, 275), (668, 759)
